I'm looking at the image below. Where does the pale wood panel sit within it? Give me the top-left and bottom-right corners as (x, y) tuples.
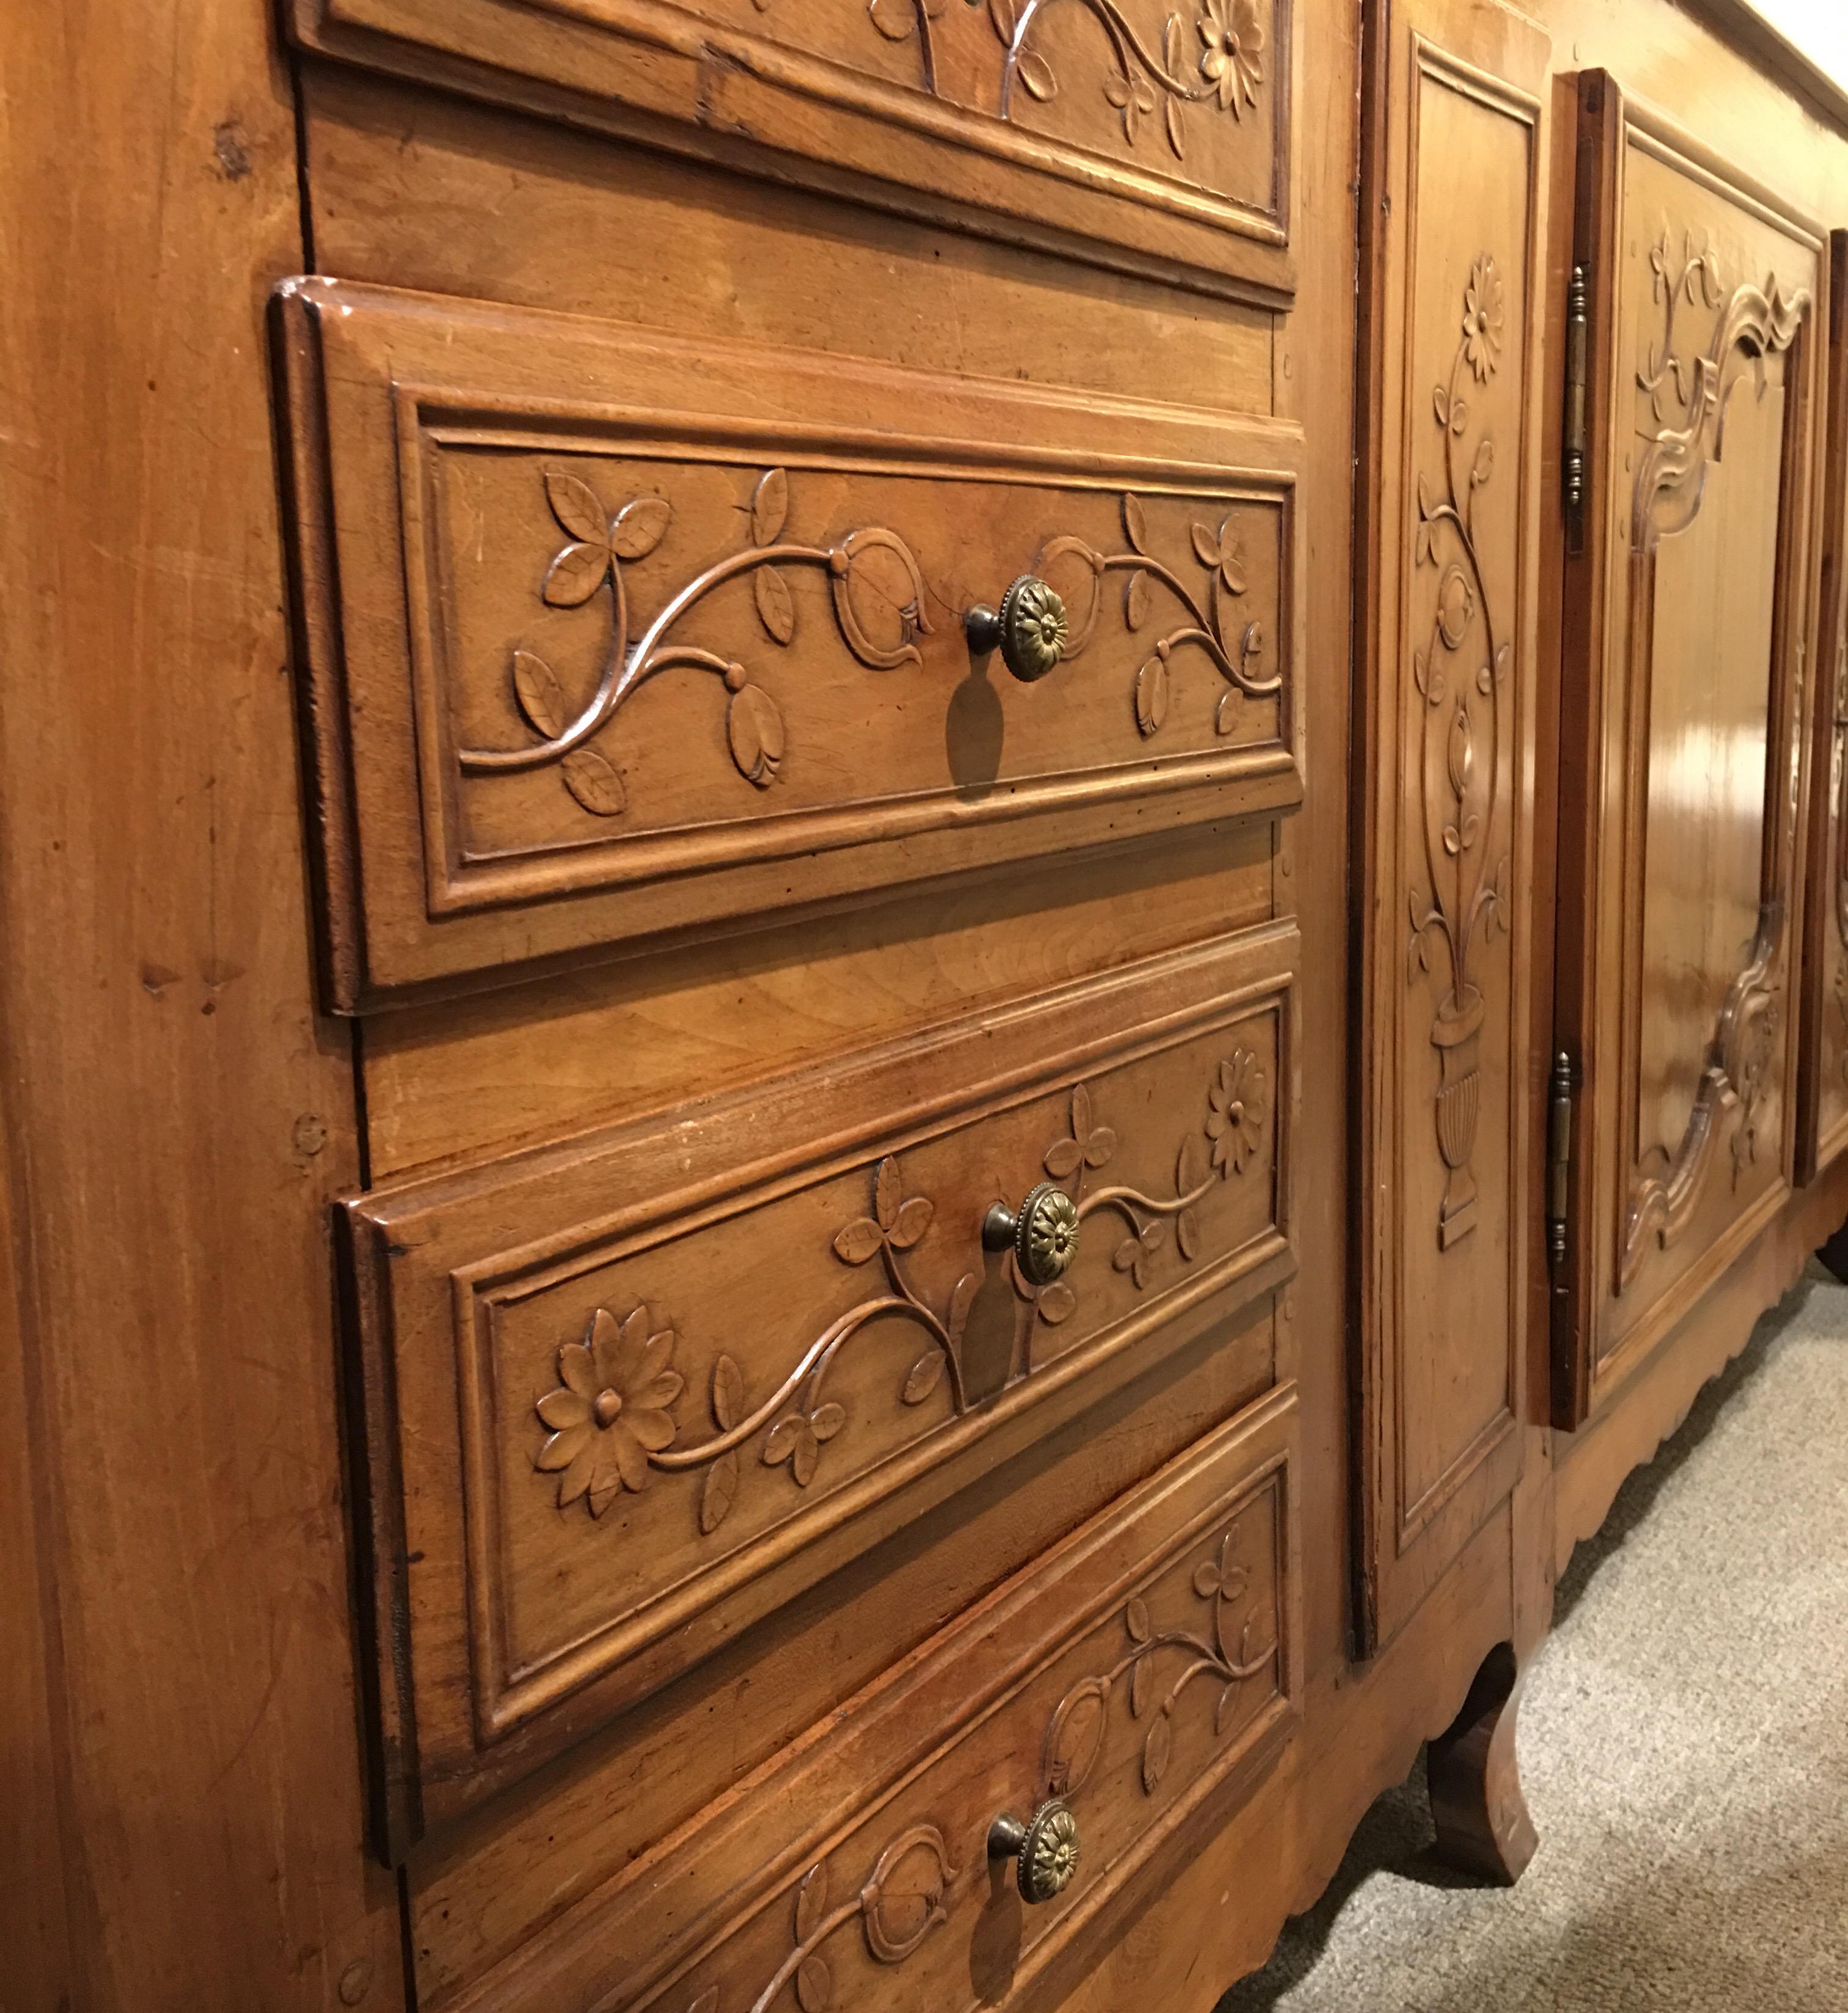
(1355, 0), (1549, 1651)
(0, 1), (403, 2006)
(298, 62), (1277, 417)
(288, 0), (1298, 295)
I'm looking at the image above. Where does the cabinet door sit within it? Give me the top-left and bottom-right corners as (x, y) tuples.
(1797, 234), (1848, 1186)
(1552, 74), (1825, 1428)
(1355, 0), (1549, 1649)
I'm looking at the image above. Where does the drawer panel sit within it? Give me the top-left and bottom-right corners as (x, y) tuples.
(275, 279), (1304, 1007)
(345, 926), (1296, 1850)
(432, 1385), (1297, 2013)
(287, 0), (1296, 298)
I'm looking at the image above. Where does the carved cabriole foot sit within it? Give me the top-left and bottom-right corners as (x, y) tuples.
(1426, 1641), (1537, 1885)
(1815, 1219), (1848, 1283)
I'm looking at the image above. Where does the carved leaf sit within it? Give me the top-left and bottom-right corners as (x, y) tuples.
(1071, 1082), (1093, 1139)
(810, 1402), (846, 1442)
(712, 1354), (744, 1430)
(1163, 12), (1182, 70)
(1130, 1652), (1151, 1718)
(791, 1428), (820, 1488)
(1124, 568), (1151, 632)
(1216, 1685), (1239, 1735)
(1176, 1207), (1200, 1260)
(1190, 522), (1220, 569)
(1432, 386), (1450, 428)
(1123, 491), (1149, 554)
(1142, 1710), (1172, 1793)
(1085, 1126), (1116, 1168)
(512, 649), (566, 739)
(1112, 1236), (1141, 1274)
(1472, 438), (1496, 488)
(1134, 658), (1168, 737)
(796, 1957), (832, 2013)
(1216, 691), (1239, 736)
(1166, 97), (1185, 158)
(544, 540), (609, 608)
(765, 1417), (804, 1467)
(1192, 1558), (1223, 1600)
(988, 0), (1016, 42)
(1126, 1595), (1152, 1644)
(947, 1270), (978, 1347)
(795, 1863), (829, 1944)
(1036, 1279), (1076, 1325)
(868, 0), (914, 38)
(889, 1195), (933, 1249)
(903, 1351), (945, 1404)
(561, 748), (626, 816)
(700, 1451), (739, 1535)
(1044, 1135), (1084, 1179)
(752, 468), (789, 545)
(688, 1992), (720, 2013)
(875, 1156), (901, 1231)
(1450, 396), (1469, 436)
(610, 494), (671, 560)
(727, 683), (785, 787)
(545, 470), (607, 544)
(1017, 47), (1057, 101)
(755, 563), (796, 645)
(833, 1217), (885, 1266)
(1177, 1135), (1203, 1192)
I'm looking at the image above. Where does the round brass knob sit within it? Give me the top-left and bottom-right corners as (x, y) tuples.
(982, 1181), (1079, 1286)
(964, 574), (1068, 683)
(988, 1798), (1080, 1905)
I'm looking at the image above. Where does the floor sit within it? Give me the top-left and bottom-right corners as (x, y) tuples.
(1217, 1261), (1848, 2012)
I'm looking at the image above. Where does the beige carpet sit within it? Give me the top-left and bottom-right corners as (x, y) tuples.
(1218, 1260), (1848, 2012)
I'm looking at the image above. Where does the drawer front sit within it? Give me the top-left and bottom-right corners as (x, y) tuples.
(275, 279), (1304, 1006)
(287, 0), (1296, 297)
(436, 1386), (1297, 2013)
(346, 926), (1296, 1849)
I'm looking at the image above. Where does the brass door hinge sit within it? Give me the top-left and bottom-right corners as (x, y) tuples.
(1562, 263), (1590, 542)
(1546, 1049), (1575, 1273)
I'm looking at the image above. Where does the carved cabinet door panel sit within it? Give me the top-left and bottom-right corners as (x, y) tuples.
(1356, 0), (1549, 1649)
(1797, 233), (1848, 1187)
(1551, 75), (1825, 1428)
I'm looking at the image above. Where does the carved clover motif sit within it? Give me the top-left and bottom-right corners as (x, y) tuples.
(534, 1305), (683, 1516)
(763, 1402), (847, 1489)
(1206, 1050), (1266, 1176)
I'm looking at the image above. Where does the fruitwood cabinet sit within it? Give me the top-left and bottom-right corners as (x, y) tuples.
(6, 2), (1848, 2010)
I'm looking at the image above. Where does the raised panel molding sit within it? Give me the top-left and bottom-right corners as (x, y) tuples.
(274, 277), (1305, 1006)
(343, 926), (1296, 1850)
(287, 0), (1296, 296)
(1550, 78), (1825, 1426)
(1355, 0), (1546, 1653)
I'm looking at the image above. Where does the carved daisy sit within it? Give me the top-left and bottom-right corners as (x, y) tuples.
(1462, 255), (1505, 383)
(535, 1306), (683, 1517)
(1197, 0), (1264, 116)
(1206, 1050), (1266, 1176)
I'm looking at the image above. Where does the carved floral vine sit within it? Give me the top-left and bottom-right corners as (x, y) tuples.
(1405, 252), (1513, 1251)
(534, 1053), (1268, 1529)
(464, 467), (931, 818)
(862, 0), (1267, 161)
(1039, 493), (1278, 743)
(682, 1824), (956, 2013)
(1040, 1520), (1276, 1804)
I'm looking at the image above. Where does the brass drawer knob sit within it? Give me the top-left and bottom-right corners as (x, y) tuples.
(982, 1181), (1079, 1286)
(988, 1797), (1080, 1905)
(965, 574), (1068, 682)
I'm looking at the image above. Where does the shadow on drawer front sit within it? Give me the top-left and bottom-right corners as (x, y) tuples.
(275, 278), (1304, 1007)
(344, 926), (1296, 1852)
(435, 1386), (1297, 2013)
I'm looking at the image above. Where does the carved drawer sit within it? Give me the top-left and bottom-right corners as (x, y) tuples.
(274, 279), (1305, 1007)
(425, 1385), (1298, 2013)
(285, 0), (1296, 297)
(343, 924), (1296, 1852)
